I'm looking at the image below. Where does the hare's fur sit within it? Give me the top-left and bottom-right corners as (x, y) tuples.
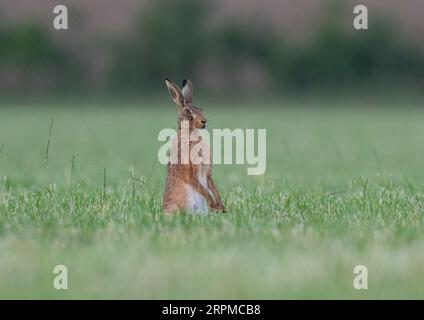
(163, 79), (226, 214)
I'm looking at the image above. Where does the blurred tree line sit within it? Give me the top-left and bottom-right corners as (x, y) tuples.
(0, 0), (423, 97)
(0, 23), (81, 95)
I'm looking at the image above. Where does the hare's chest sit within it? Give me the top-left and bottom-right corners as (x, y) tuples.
(185, 184), (209, 215)
(184, 165), (212, 215)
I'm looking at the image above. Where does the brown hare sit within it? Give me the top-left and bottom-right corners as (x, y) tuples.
(163, 78), (226, 214)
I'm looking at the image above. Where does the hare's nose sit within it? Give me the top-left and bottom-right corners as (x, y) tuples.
(201, 119), (206, 125)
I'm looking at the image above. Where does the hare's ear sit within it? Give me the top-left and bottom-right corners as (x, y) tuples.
(165, 78), (184, 112)
(181, 79), (193, 104)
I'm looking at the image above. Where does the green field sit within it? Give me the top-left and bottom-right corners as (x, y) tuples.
(0, 102), (424, 299)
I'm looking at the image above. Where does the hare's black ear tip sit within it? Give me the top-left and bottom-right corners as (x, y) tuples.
(182, 79), (188, 87)
(165, 78), (173, 88)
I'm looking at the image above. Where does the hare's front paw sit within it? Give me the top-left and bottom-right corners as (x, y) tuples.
(212, 203), (227, 213)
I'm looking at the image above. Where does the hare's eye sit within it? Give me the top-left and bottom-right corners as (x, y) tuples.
(184, 108), (192, 115)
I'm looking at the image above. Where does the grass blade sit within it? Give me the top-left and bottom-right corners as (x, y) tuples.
(103, 167), (107, 200)
(71, 155), (76, 187)
(44, 118), (54, 168)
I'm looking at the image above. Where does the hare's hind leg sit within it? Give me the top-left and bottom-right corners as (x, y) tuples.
(164, 184), (188, 214)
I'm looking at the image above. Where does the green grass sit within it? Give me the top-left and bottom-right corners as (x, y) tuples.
(0, 103), (424, 299)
